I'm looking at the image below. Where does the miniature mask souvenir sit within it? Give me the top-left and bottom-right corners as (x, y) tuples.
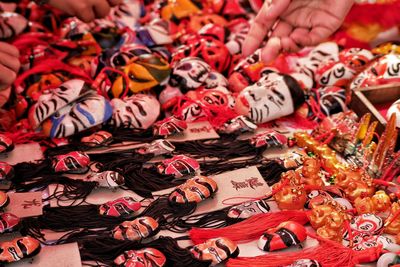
(227, 199), (270, 221)
(110, 94), (160, 129)
(114, 248), (166, 267)
(198, 23), (227, 43)
(153, 116), (187, 136)
(169, 176), (218, 205)
(81, 131), (113, 146)
(160, 0), (202, 21)
(305, 190), (333, 209)
(235, 72), (305, 123)
(250, 130), (287, 149)
(190, 237), (239, 266)
(203, 71), (229, 89)
(315, 61), (356, 88)
(110, 44), (152, 68)
(109, 0), (142, 30)
(23, 72), (68, 99)
(173, 100), (207, 122)
(136, 18), (172, 47)
(338, 48), (374, 72)
(377, 253), (400, 267)
(0, 134), (12, 153)
(169, 57), (211, 92)
(51, 151), (90, 173)
(111, 54), (171, 96)
(258, 221), (307, 252)
(284, 259), (321, 267)
(28, 79), (92, 128)
(387, 99), (400, 128)
(59, 17), (90, 39)
(218, 115), (257, 134)
(99, 197), (141, 218)
(348, 234), (394, 252)
(0, 237), (41, 263)
(157, 155), (200, 178)
(42, 94), (113, 138)
(349, 214), (383, 235)
(0, 192), (8, 209)
(0, 162), (13, 180)
(86, 171), (125, 189)
(0, 213), (20, 234)
(136, 140), (175, 156)
(0, 12), (28, 39)
(112, 216), (159, 241)
(315, 86), (347, 116)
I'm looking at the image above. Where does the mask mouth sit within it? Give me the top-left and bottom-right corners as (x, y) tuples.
(234, 95), (250, 117)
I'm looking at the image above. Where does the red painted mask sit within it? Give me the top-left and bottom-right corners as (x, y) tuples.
(112, 216), (159, 241)
(81, 131), (113, 146)
(190, 237), (239, 265)
(0, 213), (20, 234)
(136, 140), (175, 156)
(0, 237), (41, 263)
(0, 162), (14, 181)
(169, 176), (218, 205)
(250, 130), (288, 148)
(157, 155), (200, 178)
(153, 116), (188, 137)
(114, 248), (166, 267)
(99, 197), (141, 218)
(0, 134), (13, 153)
(51, 151), (90, 173)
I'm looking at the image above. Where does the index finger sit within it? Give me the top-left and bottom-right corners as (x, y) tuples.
(242, 0), (290, 57)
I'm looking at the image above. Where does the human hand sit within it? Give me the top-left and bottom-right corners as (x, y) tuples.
(243, 0), (355, 63)
(48, 0), (122, 22)
(0, 42), (20, 91)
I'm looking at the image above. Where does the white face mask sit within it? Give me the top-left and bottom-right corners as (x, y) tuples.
(235, 73), (303, 123)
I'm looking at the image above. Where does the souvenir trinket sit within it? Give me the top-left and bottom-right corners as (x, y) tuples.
(99, 197), (141, 218)
(250, 130), (287, 149)
(153, 116), (187, 137)
(0, 213), (19, 234)
(218, 115), (257, 134)
(169, 57), (211, 92)
(227, 199), (270, 221)
(136, 140), (175, 156)
(114, 248), (166, 267)
(0, 134), (13, 153)
(112, 216), (159, 241)
(0, 237), (40, 263)
(86, 171), (125, 189)
(157, 155), (200, 178)
(0, 12), (28, 39)
(81, 131), (113, 146)
(169, 176), (218, 205)
(0, 162), (14, 180)
(190, 237), (239, 266)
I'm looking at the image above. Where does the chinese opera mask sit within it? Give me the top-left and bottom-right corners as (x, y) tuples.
(235, 72), (305, 123)
(157, 155), (200, 178)
(249, 130), (287, 149)
(0, 12), (28, 39)
(227, 199), (270, 221)
(0, 237), (41, 263)
(81, 131), (113, 146)
(0, 162), (14, 180)
(168, 176), (218, 205)
(169, 57), (211, 92)
(218, 115), (257, 135)
(153, 116), (187, 137)
(51, 151), (90, 173)
(0, 134), (13, 153)
(257, 221), (307, 252)
(190, 237), (239, 266)
(99, 197), (141, 218)
(136, 140), (176, 156)
(112, 216), (159, 241)
(86, 171), (125, 189)
(110, 94), (160, 129)
(114, 248), (166, 267)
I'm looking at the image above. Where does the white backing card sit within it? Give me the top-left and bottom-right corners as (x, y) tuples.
(0, 143), (43, 164)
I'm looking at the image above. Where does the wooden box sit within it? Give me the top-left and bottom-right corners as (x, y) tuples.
(350, 83), (400, 134)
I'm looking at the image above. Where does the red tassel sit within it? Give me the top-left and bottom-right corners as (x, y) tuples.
(227, 236), (382, 267)
(189, 210), (309, 244)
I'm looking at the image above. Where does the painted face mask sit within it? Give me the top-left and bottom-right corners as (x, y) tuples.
(24, 72), (68, 100)
(235, 72), (305, 123)
(169, 176), (218, 205)
(350, 54), (400, 89)
(0, 162), (14, 180)
(153, 116), (187, 137)
(169, 57), (211, 92)
(110, 94), (160, 129)
(0, 236), (41, 263)
(160, 0), (202, 21)
(284, 259), (321, 267)
(81, 131), (113, 146)
(42, 94), (113, 138)
(314, 86), (347, 116)
(190, 237), (239, 265)
(203, 71), (229, 89)
(114, 248), (166, 267)
(59, 17), (90, 39)
(305, 190), (333, 209)
(250, 130), (287, 148)
(345, 234), (394, 252)
(28, 79), (92, 128)
(258, 221), (307, 252)
(109, 0), (142, 30)
(349, 214), (383, 235)
(0, 213), (20, 234)
(187, 87), (235, 109)
(0, 192), (9, 209)
(218, 115), (257, 134)
(315, 61), (356, 88)
(137, 18), (172, 47)
(51, 151), (90, 173)
(0, 134), (13, 153)
(0, 12), (28, 39)
(110, 44), (152, 68)
(99, 197), (141, 218)
(112, 216), (159, 241)
(86, 171), (125, 189)
(157, 155), (200, 178)
(136, 140), (175, 156)
(339, 48), (374, 72)
(227, 199), (270, 221)
(198, 23), (227, 43)
(173, 100), (207, 122)
(111, 54), (171, 97)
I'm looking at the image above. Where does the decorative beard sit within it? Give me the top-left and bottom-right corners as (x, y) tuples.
(235, 72), (305, 124)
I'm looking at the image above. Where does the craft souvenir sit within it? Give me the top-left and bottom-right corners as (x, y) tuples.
(338, 48), (374, 72)
(136, 140), (175, 156)
(384, 202), (400, 235)
(235, 72), (305, 123)
(354, 191), (391, 214)
(110, 44), (152, 68)
(51, 151), (90, 173)
(99, 197), (141, 218)
(387, 99), (400, 128)
(186, 87), (235, 109)
(315, 61), (356, 88)
(160, 0), (202, 21)
(190, 237), (239, 266)
(249, 130), (287, 149)
(172, 98), (208, 122)
(114, 248), (166, 267)
(153, 116), (187, 137)
(0, 134), (13, 153)
(109, 0), (142, 30)
(86, 171), (125, 189)
(81, 131), (113, 146)
(189, 14), (227, 33)
(136, 18), (172, 47)
(198, 23), (227, 43)
(377, 252), (400, 267)
(42, 94), (113, 139)
(227, 199), (270, 222)
(111, 54), (171, 96)
(112, 216), (159, 241)
(169, 57), (211, 92)
(211, 0), (263, 16)
(0, 12), (28, 39)
(110, 94), (160, 129)
(0, 213), (20, 234)
(0, 237), (41, 263)
(203, 71), (229, 89)
(348, 213), (384, 235)
(156, 155), (200, 178)
(283, 259), (321, 267)
(218, 115), (257, 135)
(257, 221), (307, 252)
(28, 79), (92, 128)
(0, 162), (14, 180)
(169, 176), (218, 204)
